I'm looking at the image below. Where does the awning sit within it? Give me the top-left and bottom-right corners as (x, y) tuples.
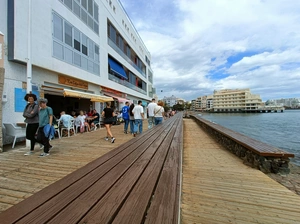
(104, 93), (131, 103)
(63, 89), (113, 102)
(108, 58), (128, 79)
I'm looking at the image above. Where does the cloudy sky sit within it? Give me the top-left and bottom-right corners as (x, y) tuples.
(119, 0), (300, 101)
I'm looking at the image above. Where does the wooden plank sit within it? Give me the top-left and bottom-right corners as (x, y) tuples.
(112, 118), (180, 224)
(145, 118), (182, 224)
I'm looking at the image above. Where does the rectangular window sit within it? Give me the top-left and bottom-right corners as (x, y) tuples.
(74, 52), (81, 66)
(94, 2), (98, 21)
(95, 45), (99, 61)
(81, 56), (88, 70)
(88, 0), (93, 16)
(53, 41), (64, 59)
(65, 47), (73, 64)
(64, 22), (73, 47)
(109, 24), (116, 43)
(73, 1), (81, 18)
(89, 41), (94, 59)
(53, 13), (63, 41)
(81, 0), (87, 9)
(74, 28), (81, 52)
(88, 60), (93, 72)
(82, 34), (88, 55)
(81, 8), (87, 24)
(65, 0), (72, 10)
(88, 15), (93, 29)
(94, 22), (99, 34)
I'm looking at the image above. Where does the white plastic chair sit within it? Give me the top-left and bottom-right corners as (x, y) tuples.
(60, 118), (76, 137)
(3, 123), (26, 148)
(54, 120), (61, 139)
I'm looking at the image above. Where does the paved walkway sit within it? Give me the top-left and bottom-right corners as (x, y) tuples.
(182, 119), (300, 224)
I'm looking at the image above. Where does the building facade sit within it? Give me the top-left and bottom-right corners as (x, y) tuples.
(213, 89), (263, 112)
(0, 0), (154, 127)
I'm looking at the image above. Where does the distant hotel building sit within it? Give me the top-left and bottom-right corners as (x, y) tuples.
(193, 89), (264, 112)
(0, 0), (155, 125)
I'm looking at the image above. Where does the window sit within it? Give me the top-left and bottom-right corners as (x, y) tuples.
(59, 0), (99, 35)
(53, 13), (63, 41)
(82, 34), (88, 56)
(74, 28), (81, 52)
(52, 11), (99, 75)
(65, 22), (72, 47)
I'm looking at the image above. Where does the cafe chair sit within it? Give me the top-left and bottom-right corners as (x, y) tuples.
(54, 120), (61, 139)
(60, 118), (76, 137)
(3, 123), (26, 148)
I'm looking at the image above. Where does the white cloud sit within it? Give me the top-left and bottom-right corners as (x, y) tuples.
(120, 0), (300, 101)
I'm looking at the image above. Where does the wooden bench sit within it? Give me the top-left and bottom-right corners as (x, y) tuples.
(0, 113), (183, 224)
(191, 115), (294, 174)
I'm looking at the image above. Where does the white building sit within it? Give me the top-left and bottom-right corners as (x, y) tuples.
(0, 0), (154, 125)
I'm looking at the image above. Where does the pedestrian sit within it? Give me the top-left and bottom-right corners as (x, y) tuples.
(147, 98), (157, 129)
(23, 93), (39, 155)
(122, 101), (130, 134)
(102, 102), (116, 143)
(129, 103), (135, 135)
(37, 98), (54, 157)
(154, 101), (165, 125)
(132, 100), (144, 137)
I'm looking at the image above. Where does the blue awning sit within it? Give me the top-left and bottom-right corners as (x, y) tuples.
(108, 58), (128, 79)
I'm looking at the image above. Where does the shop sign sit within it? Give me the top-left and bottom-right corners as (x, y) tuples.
(58, 75), (88, 89)
(101, 86), (123, 97)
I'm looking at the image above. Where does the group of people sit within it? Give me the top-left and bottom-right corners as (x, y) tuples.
(23, 94), (54, 157)
(120, 98), (165, 137)
(22, 94), (166, 157)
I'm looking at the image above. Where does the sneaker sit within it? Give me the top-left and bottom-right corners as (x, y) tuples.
(39, 153), (49, 157)
(133, 133), (136, 137)
(24, 151), (34, 156)
(105, 137), (109, 141)
(111, 137), (115, 143)
(124, 131), (128, 134)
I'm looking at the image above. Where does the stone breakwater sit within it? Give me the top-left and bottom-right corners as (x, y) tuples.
(190, 115), (292, 174)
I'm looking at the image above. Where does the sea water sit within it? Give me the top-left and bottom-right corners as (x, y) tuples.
(199, 110), (300, 166)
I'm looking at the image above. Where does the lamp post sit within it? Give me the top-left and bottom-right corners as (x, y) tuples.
(26, 0), (32, 148)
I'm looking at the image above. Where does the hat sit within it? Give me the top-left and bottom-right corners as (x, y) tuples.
(24, 93), (37, 101)
(38, 98), (48, 103)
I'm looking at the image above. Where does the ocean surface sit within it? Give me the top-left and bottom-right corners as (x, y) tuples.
(198, 110), (300, 166)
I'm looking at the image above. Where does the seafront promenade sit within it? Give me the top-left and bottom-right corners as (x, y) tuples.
(0, 119), (300, 223)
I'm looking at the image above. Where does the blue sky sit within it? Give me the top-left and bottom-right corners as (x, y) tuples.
(120, 0), (300, 101)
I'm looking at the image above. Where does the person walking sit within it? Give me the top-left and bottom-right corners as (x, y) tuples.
(132, 100), (144, 137)
(154, 101), (165, 125)
(23, 93), (39, 155)
(122, 102), (130, 134)
(147, 98), (157, 129)
(37, 98), (53, 157)
(102, 102), (116, 143)
(129, 103), (135, 135)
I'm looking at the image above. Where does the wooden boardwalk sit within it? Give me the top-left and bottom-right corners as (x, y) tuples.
(182, 119), (300, 224)
(1, 118), (300, 223)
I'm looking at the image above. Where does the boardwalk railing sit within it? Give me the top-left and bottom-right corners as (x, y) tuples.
(0, 113), (183, 224)
(191, 115), (294, 174)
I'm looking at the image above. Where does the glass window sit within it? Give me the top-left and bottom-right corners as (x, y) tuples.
(88, 0), (93, 16)
(88, 15), (93, 29)
(82, 34), (88, 56)
(109, 24), (116, 43)
(95, 45), (99, 61)
(64, 22), (72, 47)
(81, 0), (87, 9)
(94, 22), (99, 34)
(89, 41), (94, 59)
(88, 60), (93, 72)
(74, 28), (81, 52)
(53, 13), (63, 41)
(73, 1), (81, 18)
(53, 41), (64, 59)
(81, 8), (87, 24)
(74, 52), (81, 66)
(93, 63), (99, 74)
(65, 0), (72, 10)
(81, 56), (88, 70)
(94, 3), (98, 21)
(65, 47), (73, 64)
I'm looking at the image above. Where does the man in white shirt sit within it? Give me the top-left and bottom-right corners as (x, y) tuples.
(132, 100), (144, 137)
(59, 111), (73, 128)
(147, 98), (157, 129)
